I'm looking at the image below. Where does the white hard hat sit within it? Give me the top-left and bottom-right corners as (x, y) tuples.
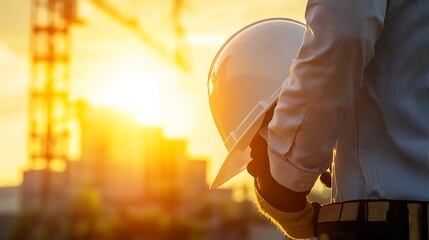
(208, 18), (305, 189)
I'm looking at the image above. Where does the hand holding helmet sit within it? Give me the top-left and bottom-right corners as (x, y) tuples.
(247, 106), (309, 212)
(247, 106), (320, 239)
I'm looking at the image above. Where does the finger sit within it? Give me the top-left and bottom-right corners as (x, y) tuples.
(247, 160), (258, 177)
(250, 134), (266, 149)
(250, 136), (268, 158)
(262, 103), (276, 125)
(311, 201), (321, 235)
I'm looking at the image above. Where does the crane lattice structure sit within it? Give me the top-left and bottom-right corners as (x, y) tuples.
(28, 0), (190, 207)
(29, 0), (75, 206)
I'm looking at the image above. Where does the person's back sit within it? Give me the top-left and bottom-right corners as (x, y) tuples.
(333, 0), (429, 202)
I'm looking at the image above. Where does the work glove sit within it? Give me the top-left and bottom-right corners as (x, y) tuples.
(247, 108), (320, 239)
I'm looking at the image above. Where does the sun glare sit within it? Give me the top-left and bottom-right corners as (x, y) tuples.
(96, 71), (162, 126)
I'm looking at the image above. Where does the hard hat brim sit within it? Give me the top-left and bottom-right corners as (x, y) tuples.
(209, 99), (274, 189)
(209, 147), (252, 189)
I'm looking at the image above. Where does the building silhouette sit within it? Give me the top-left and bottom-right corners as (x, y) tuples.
(22, 101), (213, 215)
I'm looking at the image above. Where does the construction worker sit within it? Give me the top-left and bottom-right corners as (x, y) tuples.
(208, 0), (429, 239)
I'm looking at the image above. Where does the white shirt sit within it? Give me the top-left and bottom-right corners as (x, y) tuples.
(267, 0), (429, 202)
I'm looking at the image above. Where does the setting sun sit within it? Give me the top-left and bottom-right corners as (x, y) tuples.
(83, 49), (166, 127)
(103, 72), (162, 126)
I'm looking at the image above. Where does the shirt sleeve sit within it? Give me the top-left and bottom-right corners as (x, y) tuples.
(268, 0), (388, 192)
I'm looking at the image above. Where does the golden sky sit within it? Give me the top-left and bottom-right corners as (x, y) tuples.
(0, 0), (306, 187)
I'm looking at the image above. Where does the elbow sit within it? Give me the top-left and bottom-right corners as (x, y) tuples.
(306, 0), (385, 57)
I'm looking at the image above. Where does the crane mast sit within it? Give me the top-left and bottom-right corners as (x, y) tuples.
(28, 0), (75, 206)
(172, 0), (190, 71)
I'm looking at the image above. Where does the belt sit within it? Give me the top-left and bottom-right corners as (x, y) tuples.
(317, 200), (429, 240)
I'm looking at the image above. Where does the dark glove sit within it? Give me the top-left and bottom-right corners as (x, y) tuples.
(248, 132), (309, 212)
(247, 105), (309, 212)
(247, 107), (322, 238)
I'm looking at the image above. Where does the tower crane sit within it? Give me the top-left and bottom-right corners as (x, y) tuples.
(27, 0), (191, 208)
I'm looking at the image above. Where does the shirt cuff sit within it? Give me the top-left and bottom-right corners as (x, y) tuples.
(268, 151), (319, 192)
(258, 125), (319, 192)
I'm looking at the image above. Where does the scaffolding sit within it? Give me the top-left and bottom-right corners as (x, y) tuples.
(29, 0), (75, 205)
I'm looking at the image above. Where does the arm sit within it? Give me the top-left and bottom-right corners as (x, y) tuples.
(250, 1), (388, 239)
(268, 0), (388, 192)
